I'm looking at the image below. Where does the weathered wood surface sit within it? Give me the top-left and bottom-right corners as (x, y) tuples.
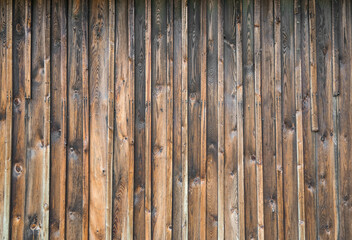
(1, 0), (351, 239)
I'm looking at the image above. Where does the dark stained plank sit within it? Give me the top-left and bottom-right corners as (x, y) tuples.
(145, 0), (152, 239)
(151, 0), (168, 239)
(10, 1), (31, 238)
(66, 0), (88, 238)
(263, 0), (278, 239)
(50, 0), (67, 238)
(206, 0), (218, 238)
(24, 0), (51, 238)
(316, 0), (338, 238)
(172, 0), (183, 238)
(242, 0), (257, 238)
(0, 0), (12, 238)
(302, 0), (318, 238)
(133, 0), (146, 238)
(224, 0), (238, 238)
(187, 0), (203, 238)
(88, 0), (113, 238)
(281, 0), (299, 239)
(338, 0), (352, 239)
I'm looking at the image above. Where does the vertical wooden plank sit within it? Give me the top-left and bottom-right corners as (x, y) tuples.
(235, 0), (245, 238)
(263, 0), (278, 239)
(107, 0), (116, 239)
(282, 0), (299, 239)
(24, 0), (31, 99)
(24, 0), (50, 238)
(10, 1), (31, 238)
(50, 0), (67, 238)
(88, 0), (113, 238)
(332, 0), (340, 97)
(217, 0), (225, 238)
(315, 0), (338, 238)
(200, 1), (207, 239)
(254, 0), (264, 239)
(0, 0), (12, 238)
(188, 0), (202, 238)
(224, 0), (238, 238)
(302, 0), (318, 238)
(66, 0), (89, 238)
(206, 0), (218, 238)
(134, 0), (146, 237)
(242, 0), (257, 238)
(294, 0), (306, 239)
(181, 0), (189, 238)
(338, 0), (352, 239)
(151, 0), (167, 238)
(274, 0), (284, 238)
(145, 0), (152, 238)
(172, 0), (183, 238)
(127, 1), (135, 238)
(113, 0), (134, 238)
(166, 0), (174, 239)
(308, 0), (318, 131)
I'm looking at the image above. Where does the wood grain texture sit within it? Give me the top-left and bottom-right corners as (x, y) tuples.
(0, 1), (351, 239)
(66, 0), (89, 238)
(0, 0), (12, 238)
(338, 1), (352, 239)
(50, 0), (67, 239)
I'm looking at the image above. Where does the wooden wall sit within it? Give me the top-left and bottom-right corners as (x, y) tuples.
(0, 0), (351, 239)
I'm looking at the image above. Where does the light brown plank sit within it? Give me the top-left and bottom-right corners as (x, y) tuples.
(294, 0), (306, 239)
(166, 0), (173, 239)
(0, 0), (13, 238)
(302, 0), (318, 238)
(151, 0), (168, 238)
(217, 0), (225, 238)
(254, 0), (264, 239)
(181, 0), (189, 238)
(224, 0), (238, 238)
(338, 0), (352, 239)
(308, 0), (319, 131)
(88, 0), (112, 238)
(24, 0), (51, 238)
(235, 0), (245, 238)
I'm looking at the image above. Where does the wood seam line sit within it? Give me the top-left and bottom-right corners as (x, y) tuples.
(254, 0), (264, 239)
(145, 0), (152, 238)
(181, 0), (188, 239)
(274, 0), (284, 239)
